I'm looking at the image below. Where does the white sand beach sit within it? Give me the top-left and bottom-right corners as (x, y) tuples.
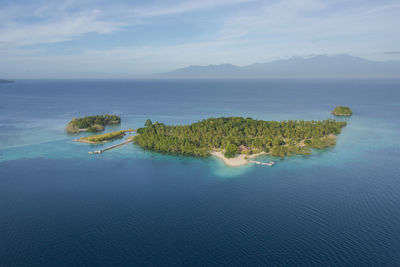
(211, 151), (267, 167)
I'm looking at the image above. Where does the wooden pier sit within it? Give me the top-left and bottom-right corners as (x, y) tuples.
(88, 136), (135, 155)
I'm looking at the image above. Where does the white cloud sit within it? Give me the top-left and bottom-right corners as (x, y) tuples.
(218, 0), (400, 40)
(129, 0), (254, 17)
(0, 0), (252, 46)
(0, 11), (124, 46)
(0, 0), (399, 78)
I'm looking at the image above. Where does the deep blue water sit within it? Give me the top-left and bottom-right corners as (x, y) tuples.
(1, 79), (400, 266)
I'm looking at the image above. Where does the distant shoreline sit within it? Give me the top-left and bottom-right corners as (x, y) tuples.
(0, 79), (15, 83)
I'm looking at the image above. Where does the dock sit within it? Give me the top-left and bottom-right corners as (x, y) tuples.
(249, 160), (275, 166)
(88, 136), (135, 155)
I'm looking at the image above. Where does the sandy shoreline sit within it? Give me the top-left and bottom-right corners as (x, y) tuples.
(211, 151), (268, 167)
(75, 134), (137, 144)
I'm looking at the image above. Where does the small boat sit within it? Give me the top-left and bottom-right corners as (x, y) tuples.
(250, 160), (275, 166)
(88, 150), (102, 155)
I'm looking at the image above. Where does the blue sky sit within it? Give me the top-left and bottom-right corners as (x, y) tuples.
(1, 0), (400, 78)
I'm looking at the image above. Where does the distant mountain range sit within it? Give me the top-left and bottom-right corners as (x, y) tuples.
(161, 55), (400, 79)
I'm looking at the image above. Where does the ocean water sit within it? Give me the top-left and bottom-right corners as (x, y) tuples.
(1, 79), (400, 266)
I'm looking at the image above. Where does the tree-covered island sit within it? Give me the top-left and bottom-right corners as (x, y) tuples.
(66, 114), (121, 133)
(332, 106), (352, 116)
(134, 117), (347, 164)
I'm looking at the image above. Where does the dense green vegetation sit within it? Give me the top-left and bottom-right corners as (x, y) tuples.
(134, 117), (347, 157)
(77, 130), (132, 143)
(66, 114), (121, 133)
(332, 106), (352, 116)
(224, 143), (239, 158)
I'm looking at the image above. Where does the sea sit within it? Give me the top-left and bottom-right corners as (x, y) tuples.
(1, 79), (399, 266)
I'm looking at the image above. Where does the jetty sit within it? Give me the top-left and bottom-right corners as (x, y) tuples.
(249, 160), (275, 166)
(88, 136), (135, 155)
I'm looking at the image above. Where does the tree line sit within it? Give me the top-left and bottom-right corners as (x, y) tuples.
(332, 106), (352, 116)
(134, 117), (346, 157)
(66, 114), (121, 133)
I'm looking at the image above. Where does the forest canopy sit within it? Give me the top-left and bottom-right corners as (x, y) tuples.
(332, 106), (352, 116)
(66, 114), (121, 133)
(134, 117), (347, 157)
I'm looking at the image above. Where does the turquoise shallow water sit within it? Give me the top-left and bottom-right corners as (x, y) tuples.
(1, 79), (400, 266)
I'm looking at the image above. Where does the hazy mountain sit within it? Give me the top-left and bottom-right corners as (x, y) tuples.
(162, 55), (400, 79)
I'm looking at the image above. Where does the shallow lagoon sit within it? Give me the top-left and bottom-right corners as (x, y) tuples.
(1, 79), (400, 265)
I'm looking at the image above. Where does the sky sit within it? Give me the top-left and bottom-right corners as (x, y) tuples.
(0, 0), (400, 78)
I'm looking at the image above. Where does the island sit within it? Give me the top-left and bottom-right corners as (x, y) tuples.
(66, 114), (121, 133)
(133, 117), (347, 166)
(332, 106), (352, 116)
(0, 79), (15, 83)
(74, 129), (134, 144)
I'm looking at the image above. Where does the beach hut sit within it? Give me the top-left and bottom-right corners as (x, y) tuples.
(239, 145), (249, 153)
